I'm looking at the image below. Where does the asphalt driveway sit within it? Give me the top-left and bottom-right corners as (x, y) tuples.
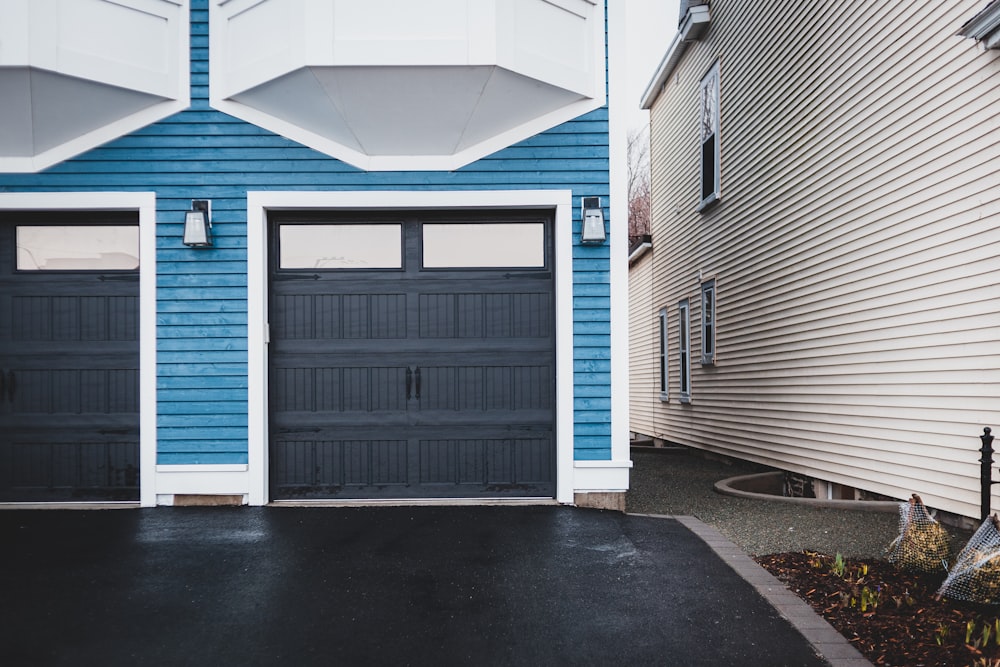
(0, 506), (838, 666)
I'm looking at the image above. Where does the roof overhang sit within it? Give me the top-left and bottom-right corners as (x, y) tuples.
(0, 0), (190, 173)
(640, 4), (711, 110)
(959, 1), (1000, 49)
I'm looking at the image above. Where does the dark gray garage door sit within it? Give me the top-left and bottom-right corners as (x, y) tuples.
(0, 213), (140, 501)
(269, 210), (555, 499)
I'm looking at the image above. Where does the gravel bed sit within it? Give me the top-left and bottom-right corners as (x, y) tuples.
(625, 447), (904, 558)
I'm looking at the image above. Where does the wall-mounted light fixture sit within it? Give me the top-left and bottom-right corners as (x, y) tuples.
(183, 200), (213, 247)
(580, 196), (606, 245)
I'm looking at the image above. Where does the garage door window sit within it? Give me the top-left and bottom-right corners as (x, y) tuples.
(422, 223), (545, 268)
(279, 224), (402, 269)
(16, 226), (139, 271)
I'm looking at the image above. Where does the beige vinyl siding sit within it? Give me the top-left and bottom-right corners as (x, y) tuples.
(643, 0), (1000, 518)
(629, 249), (657, 437)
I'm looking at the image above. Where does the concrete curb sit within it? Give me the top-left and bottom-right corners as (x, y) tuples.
(630, 512), (876, 667)
(714, 472), (899, 513)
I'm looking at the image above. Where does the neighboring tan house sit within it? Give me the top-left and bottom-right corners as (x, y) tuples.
(632, 0), (1000, 519)
(0, 0), (633, 509)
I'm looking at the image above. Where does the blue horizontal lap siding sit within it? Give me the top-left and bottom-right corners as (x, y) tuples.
(0, 0), (612, 465)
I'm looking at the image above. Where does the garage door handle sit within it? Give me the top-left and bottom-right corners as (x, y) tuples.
(405, 367), (413, 400)
(6, 370), (14, 402)
(414, 367), (421, 400)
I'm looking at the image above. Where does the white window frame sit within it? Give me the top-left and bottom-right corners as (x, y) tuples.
(678, 299), (691, 402)
(658, 308), (668, 401)
(699, 62), (720, 209)
(701, 279), (716, 365)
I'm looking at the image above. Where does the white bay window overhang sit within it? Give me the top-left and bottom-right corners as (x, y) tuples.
(0, 0), (190, 173)
(210, 0), (606, 171)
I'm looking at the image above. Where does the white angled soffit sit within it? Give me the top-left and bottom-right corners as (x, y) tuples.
(210, 0), (606, 171)
(640, 4), (710, 110)
(0, 0), (190, 173)
(959, 0), (1000, 49)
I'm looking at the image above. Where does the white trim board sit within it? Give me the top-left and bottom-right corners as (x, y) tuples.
(246, 190), (576, 506)
(0, 192), (158, 507)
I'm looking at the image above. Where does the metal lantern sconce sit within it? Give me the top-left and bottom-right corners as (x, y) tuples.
(183, 200), (213, 247)
(580, 196), (606, 245)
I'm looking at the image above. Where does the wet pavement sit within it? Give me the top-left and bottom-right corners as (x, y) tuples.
(1, 506), (836, 666)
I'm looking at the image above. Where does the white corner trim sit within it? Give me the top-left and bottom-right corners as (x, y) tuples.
(0, 192), (158, 507)
(246, 189), (576, 506)
(608, 0), (630, 466)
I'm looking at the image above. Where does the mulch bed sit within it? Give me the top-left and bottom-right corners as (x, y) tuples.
(755, 551), (1000, 667)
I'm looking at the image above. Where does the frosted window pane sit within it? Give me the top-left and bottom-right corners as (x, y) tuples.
(17, 226), (139, 271)
(423, 223), (544, 268)
(280, 224), (402, 269)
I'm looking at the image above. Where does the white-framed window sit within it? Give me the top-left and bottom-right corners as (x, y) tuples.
(699, 62), (720, 209)
(678, 299), (691, 402)
(658, 308), (668, 401)
(701, 279), (716, 365)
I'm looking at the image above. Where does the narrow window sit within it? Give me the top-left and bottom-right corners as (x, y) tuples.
(658, 308), (668, 401)
(699, 62), (720, 208)
(678, 299), (691, 402)
(701, 279), (716, 365)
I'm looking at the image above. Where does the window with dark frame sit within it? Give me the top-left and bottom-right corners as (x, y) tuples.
(699, 62), (720, 208)
(658, 308), (668, 400)
(678, 299), (691, 402)
(701, 279), (716, 365)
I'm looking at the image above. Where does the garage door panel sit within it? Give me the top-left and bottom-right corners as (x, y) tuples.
(6, 368), (138, 414)
(417, 365), (552, 412)
(271, 366), (409, 414)
(272, 292), (407, 340)
(419, 438), (553, 488)
(271, 438), (410, 496)
(269, 211), (554, 500)
(11, 294), (137, 341)
(418, 291), (552, 339)
(0, 438), (139, 502)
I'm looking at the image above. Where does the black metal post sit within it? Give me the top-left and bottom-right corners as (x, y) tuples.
(981, 426), (996, 522)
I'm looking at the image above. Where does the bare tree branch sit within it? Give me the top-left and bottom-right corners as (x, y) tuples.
(627, 127), (651, 242)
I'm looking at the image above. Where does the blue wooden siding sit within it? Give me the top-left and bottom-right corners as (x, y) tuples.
(0, 0), (612, 464)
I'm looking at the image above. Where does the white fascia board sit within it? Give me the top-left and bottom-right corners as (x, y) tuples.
(640, 5), (711, 110)
(628, 241), (652, 265)
(0, 192), (158, 508)
(246, 190), (576, 506)
(960, 2), (1000, 48)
